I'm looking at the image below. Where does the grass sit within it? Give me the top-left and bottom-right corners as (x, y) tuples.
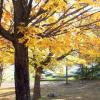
(0, 87), (15, 100)
(0, 80), (100, 100)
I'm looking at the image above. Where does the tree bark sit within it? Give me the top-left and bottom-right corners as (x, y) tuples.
(14, 43), (30, 100)
(66, 66), (68, 84)
(33, 67), (42, 100)
(0, 64), (3, 87)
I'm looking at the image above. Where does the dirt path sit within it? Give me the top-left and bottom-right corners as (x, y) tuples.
(41, 80), (100, 100)
(0, 80), (100, 100)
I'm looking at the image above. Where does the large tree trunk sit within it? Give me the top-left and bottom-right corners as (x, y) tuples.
(33, 67), (42, 100)
(14, 43), (30, 100)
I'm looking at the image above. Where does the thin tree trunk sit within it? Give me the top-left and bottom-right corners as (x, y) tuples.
(14, 43), (30, 100)
(33, 67), (42, 100)
(66, 66), (68, 84)
(0, 64), (3, 87)
(85, 66), (88, 78)
(91, 65), (94, 79)
(80, 64), (86, 84)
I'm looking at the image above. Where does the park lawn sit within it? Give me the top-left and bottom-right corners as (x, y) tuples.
(0, 80), (100, 100)
(0, 87), (15, 100)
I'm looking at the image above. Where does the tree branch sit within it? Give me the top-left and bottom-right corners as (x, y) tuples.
(28, 0), (49, 23)
(0, 27), (15, 42)
(37, 7), (94, 38)
(40, 52), (53, 66)
(27, 0), (33, 19)
(76, 20), (100, 28)
(42, 5), (73, 27)
(0, 0), (15, 42)
(42, 5), (87, 27)
(31, 11), (55, 26)
(57, 49), (74, 61)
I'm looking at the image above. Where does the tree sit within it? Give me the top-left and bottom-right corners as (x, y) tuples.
(0, 37), (13, 86)
(28, 1), (100, 98)
(30, 47), (73, 100)
(30, 30), (100, 99)
(0, 0), (31, 99)
(0, 0), (99, 100)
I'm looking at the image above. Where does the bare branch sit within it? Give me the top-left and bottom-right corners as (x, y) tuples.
(76, 20), (100, 28)
(57, 49), (74, 61)
(65, 7), (92, 23)
(31, 11), (56, 26)
(28, 7), (47, 23)
(28, 0), (49, 23)
(67, 11), (100, 26)
(41, 0), (49, 8)
(42, 5), (88, 27)
(34, 0), (41, 8)
(37, 7), (93, 38)
(63, 0), (68, 4)
(42, 5), (73, 27)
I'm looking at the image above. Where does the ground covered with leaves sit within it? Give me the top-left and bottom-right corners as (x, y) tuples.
(0, 80), (100, 100)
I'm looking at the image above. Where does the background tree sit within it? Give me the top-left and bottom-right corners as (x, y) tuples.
(30, 47), (73, 100)
(0, 62), (3, 86)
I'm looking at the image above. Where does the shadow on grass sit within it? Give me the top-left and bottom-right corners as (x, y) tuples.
(0, 91), (15, 97)
(0, 87), (14, 90)
(0, 97), (12, 100)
